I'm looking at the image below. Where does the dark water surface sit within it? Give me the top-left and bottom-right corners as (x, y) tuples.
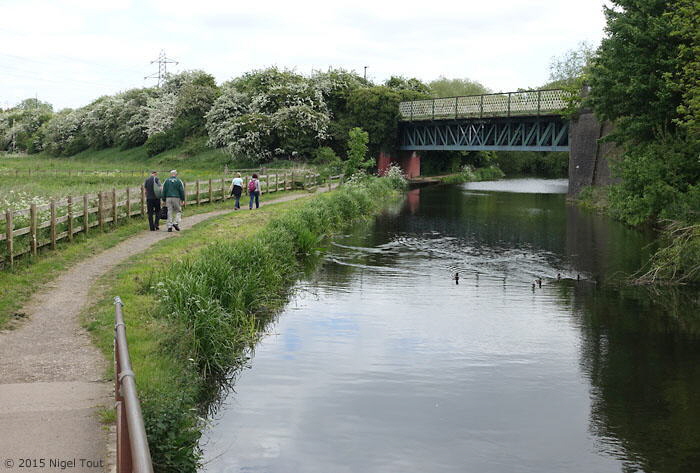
(202, 179), (700, 473)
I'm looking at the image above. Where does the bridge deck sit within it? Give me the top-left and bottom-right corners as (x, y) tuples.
(399, 89), (569, 121)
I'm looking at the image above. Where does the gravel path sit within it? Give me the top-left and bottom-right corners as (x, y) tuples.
(0, 190), (322, 472)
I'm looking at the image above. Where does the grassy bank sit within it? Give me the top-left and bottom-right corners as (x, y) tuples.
(0, 142), (229, 173)
(440, 165), (505, 184)
(84, 175), (405, 472)
(0, 146), (228, 210)
(0, 144), (320, 213)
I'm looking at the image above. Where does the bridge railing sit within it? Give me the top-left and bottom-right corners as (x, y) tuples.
(399, 89), (569, 121)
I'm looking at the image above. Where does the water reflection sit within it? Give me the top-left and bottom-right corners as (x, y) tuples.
(202, 181), (700, 473)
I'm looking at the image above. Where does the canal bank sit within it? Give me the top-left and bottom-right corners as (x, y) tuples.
(83, 176), (406, 472)
(202, 179), (700, 473)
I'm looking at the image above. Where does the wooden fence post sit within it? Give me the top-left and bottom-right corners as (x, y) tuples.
(140, 186), (145, 217)
(67, 197), (73, 242)
(112, 188), (117, 226)
(221, 177), (226, 201)
(126, 188), (131, 219)
(50, 200), (56, 250)
(275, 173), (279, 192)
(5, 210), (13, 268)
(291, 171), (295, 190)
(30, 203), (37, 256)
(98, 192), (104, 231)
(83, 195), (89, 234)
(196, 181), (200, 206)
(328, 176), (332, 192)
(208, 179), (213, 203)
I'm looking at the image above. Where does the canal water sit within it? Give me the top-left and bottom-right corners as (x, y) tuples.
(202, 179), (700, 473)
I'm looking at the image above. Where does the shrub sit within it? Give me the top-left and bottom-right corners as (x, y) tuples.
(635, 222), (700, 284)
(442, 164), (504, 184)
(345, 127), (371, 176)
(145, 132), (173, 157)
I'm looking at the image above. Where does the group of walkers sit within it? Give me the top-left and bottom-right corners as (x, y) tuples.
(143, 170), (262, 232)
(229, 172), (261, 210)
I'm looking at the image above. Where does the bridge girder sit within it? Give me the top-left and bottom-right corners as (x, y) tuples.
(399, 116), (570, 152)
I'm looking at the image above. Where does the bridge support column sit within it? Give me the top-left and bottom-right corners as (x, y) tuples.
(568, 110), (618, 196)
(377, 151), (421, 178)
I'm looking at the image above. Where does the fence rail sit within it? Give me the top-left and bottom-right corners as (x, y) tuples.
(114, 296), (154, 473)
(0, 172), (342, 268)
(399, 89), (570, 121)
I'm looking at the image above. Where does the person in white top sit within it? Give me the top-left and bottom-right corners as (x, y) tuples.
(230, 172), (244, 210)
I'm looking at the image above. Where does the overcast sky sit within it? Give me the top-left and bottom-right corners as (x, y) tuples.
(1, 0), (609, 110)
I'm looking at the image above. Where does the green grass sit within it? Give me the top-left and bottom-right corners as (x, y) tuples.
(0, 146), (230, 208)
(0, 144), (230, 172)
(82, 176), (404, 472)
(0, 144), (320, 213)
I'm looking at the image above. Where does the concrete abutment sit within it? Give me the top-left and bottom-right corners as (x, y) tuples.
(568, 109), (619, 196)
(377, 151), (421, 178)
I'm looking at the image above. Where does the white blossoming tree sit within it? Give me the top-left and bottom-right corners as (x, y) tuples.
(205, 67), (331, 162)
(0, 99), (54, 153)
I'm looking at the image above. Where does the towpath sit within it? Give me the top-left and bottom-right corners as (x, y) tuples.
(0, 190), (325, 472)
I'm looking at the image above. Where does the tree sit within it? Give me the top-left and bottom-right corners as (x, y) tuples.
(547, 42), (595, 88)
(588, 0), (684, 143)
(205, 68), (331, 162)
(384, 76), (431, 95)
(587, 0), (700, 226)
(427, 77), (489, 97)
(345, 127), (371, 176)
(346, 86), (428, 157)
(41, 108), (89, 156)
(311, 68), (369, 154)
(668, 0), (700, 135)
(0, 99), (53, 153)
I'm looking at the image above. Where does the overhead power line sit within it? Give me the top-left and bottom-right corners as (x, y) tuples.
(144, 50), (178, 87)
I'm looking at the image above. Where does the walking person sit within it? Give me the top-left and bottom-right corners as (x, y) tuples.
(248, 173), (260, 209)
(230, 172), (244, 210)
(162, 169), (185, 232)
(144, 171), (161, 231)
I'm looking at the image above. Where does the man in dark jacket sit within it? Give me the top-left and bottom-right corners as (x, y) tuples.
(144, 171), (161, 231)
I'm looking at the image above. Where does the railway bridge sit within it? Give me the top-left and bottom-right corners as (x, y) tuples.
(379, 89), (615, 195)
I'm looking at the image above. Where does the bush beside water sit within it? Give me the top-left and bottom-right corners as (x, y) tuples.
(140, 175), (405, 471)
(441, 165), (505, 184)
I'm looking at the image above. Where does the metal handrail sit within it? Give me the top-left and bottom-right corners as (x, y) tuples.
(398, 88), (569, 121)
(114, 297), (154, 473)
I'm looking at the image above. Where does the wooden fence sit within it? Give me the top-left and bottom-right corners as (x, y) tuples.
(0, 172), (343, 269)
